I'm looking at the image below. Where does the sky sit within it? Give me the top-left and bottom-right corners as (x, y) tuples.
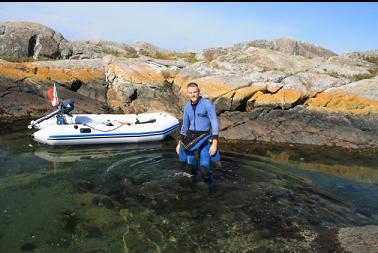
(0, 2), (377, 54)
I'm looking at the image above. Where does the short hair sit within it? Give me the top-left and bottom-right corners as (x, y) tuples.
(187, 82), (199, 89)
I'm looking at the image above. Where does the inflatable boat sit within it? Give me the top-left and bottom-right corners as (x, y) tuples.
(28, 99), (179, 146)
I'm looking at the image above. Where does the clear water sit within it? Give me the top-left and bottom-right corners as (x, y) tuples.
(0, 131), (377, 252)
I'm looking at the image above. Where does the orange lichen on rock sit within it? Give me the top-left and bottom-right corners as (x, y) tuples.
(33, 67), (104, 83)
(0, 63), (35, 80)
(307, 92), (378, 114)
(250, 88), (303, 109)
(187, 76), (250, 99)
(0, 61), (104, 84)
(233, 85), (264, 101)
(106, 59), (167, 85)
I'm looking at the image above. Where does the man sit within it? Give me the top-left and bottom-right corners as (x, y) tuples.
(176, 82), (220, 191)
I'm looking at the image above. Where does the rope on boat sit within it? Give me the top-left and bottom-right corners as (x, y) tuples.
(82, 123), (125, 132)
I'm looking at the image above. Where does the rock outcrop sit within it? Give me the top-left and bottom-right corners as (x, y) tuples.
(0, 22), (194, 61)
(1, 21), (378, 149)
(104, 56), (181, 115)
(183, 41), (377, 115)
(0, 21), (66, 59)
(131, 41), (175, 59)
(237, 38), (338, 58)
(0, 59), (107, 101)
(337, 225), (378, 253)
(307, 76), (378, 114)
(197, 37), (337, 62)
(63, 40), (138, 60)
(219, 106), (378, 149)
(0, 74), (107, 125)
(0, 58), (108, 124)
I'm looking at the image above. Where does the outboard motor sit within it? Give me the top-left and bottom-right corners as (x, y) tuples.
(60, 99), (75, 115)
(56, 99), (75, 125)
(28, 99), (75, 129)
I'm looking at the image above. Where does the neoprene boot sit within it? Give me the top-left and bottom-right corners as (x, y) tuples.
(187, 164), (199, 183)
(200, 166), (215, 193)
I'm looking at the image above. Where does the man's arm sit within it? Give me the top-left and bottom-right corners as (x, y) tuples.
(207, 102), (219, 137)
(207, 102), (219, 156)
(180, 105), (189, 137)
(177, 105), (189, 155)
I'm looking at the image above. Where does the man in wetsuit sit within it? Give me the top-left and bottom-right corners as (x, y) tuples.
(176, 82), (220, 191)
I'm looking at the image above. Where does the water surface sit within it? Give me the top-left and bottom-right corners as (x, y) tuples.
(0, 131), (377, 252)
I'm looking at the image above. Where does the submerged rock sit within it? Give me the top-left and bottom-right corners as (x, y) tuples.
(338, 225), (378, 253)
(62, 210), (80, 233)
(20, 242), (37, 251)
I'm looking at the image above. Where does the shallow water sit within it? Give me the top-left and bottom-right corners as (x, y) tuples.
(0, 131), (377, 252)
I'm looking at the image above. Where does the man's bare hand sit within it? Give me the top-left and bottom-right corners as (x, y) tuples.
(209, 140), (218, 156)
(176, 143), (181, 155)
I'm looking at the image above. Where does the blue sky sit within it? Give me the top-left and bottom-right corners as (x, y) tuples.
(0, 2), (377, 54)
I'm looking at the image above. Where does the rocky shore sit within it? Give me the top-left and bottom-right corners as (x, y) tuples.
(1, 21), (378, 149)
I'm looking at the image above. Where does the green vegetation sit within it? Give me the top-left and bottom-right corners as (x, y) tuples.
(37, 56), (60, 61)
(364, 56), (378, 64)
(351, 73), (374, 81)
(124, 50), (139, 58)
(0, 55), (35, 62)
(102, 49), (120, 57)
(102, 48), (139, 58)
(139, 50), (177, 60)
(346, 55), (378, 81)
(0, 55), (61, 62)
(368, 66), (378, 76)
(328, 72), (340, 78)
(176, 52), (198, 63)
(140, 50), (198, 63)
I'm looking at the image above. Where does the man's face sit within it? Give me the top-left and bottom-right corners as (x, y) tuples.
(187, 86), (200, 103)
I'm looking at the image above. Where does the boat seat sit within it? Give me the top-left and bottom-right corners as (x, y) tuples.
(74, 116), (92, 124)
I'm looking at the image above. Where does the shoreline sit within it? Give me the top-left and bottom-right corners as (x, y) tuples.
(3, 122), (378, 154)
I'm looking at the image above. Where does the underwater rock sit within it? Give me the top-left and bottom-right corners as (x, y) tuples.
(62, 210), (80, 233)
(79, 224), (103, 238)
(119, 208), (129, 222)
(82, 207), (124, 229)
(91, 196), (101, 206)
(312, 228), (342, 253)
(20, 242), (36, 251)
(77, 180), (96, 192)
(352, 205), (372, 218)
(247, 207), (302, 239)
(338, 225), (378, 253)
(101, 197), (114, 209)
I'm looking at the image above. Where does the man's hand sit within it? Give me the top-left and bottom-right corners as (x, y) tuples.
(209, 139), (218, 156)
(176, 143), (181, 155)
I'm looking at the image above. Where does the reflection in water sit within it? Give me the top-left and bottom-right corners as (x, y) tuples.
(0, 131), (377, 252)
(34, 142), (169, 163)
(266, 150), (378, 185)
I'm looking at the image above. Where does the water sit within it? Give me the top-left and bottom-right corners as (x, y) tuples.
(0, 131), (377, 252)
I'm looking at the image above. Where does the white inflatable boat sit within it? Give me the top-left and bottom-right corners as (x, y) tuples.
(29, 99), (179, 146)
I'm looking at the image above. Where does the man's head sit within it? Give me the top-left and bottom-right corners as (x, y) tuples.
(186, 82), (200, 103)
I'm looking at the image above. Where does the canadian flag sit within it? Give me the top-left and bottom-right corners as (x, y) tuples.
(48, 83), (60, 107)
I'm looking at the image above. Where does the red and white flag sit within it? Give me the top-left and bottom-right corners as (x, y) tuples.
(48, 83), (60, 107)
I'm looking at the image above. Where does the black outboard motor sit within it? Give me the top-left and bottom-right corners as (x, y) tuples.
(56, 99), (75, 125)
(60, 99), (75, 115)
(28, 99), (75, 129)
